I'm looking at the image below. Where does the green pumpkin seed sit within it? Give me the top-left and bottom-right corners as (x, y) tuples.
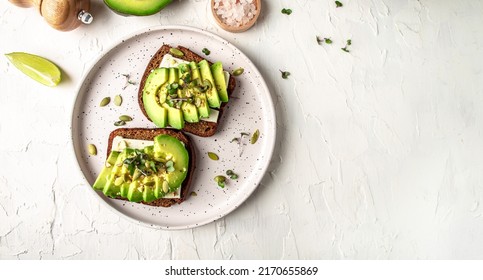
(250, 129), (260, 144)
(208, 152), (219, 161)
(114, 95), (122, 106)
(162, 181), (169, 193)
(114, 176), (124, 186)
(88, 144), (97, 156)
(190, 191), (198, 196)
(5, 52), (62, 87)
(232, 67), (244, 76)
(99, 97), (110, 107)
(114, 120), (126, 126)
(119, 115), (132, 122)
(214, 175), (226, 188)
(132, 169), (141, 180)
(230, 174), (239, 180)
(169, 48), (184, 57)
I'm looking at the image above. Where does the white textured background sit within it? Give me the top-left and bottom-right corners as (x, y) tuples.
(1, 0), (483, 259)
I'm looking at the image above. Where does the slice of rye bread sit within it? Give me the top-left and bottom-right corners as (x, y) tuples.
(138, 44), (236, 137)
(106, 128), (196, 207)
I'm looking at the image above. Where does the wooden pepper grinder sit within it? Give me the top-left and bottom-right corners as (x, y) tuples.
(9, 0), (93, 31)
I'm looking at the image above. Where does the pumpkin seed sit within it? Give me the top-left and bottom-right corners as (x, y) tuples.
(214, 175), (226, 188)
(190, 191), (198, 196)
(5, 52), (62, 87)
(114, 95), (122, 106)
(162, 181), (169, 193)
(88, 144), (97, 156)
(250, 129), (260, 144)
(114, 176), (124, 186)
(208, 152), (219, 161)
(99, 97), (110, 107)
(230, 174), (239, 180)
(232, 67), (244, 76)
(169, 48), (184, 57)
(132, 169), (141, 180)
(119, 115), (132, 122)
(114, 120), (126, 126)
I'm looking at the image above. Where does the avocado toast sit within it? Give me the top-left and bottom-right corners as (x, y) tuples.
(138, 44), (237, 137)
(93, 128), (196, 207)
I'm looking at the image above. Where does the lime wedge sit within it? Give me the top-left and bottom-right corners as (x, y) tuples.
(5, 52), (62, 87)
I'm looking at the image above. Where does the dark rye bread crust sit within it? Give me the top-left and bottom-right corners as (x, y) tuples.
(138, 44), (236, 137)
(106, 128), (196, 207)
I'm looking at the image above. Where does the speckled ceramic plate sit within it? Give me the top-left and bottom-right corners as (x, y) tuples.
(71, 25), (276, 230)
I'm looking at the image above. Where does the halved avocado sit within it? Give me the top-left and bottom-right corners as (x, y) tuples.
(104, 0), (173, 16)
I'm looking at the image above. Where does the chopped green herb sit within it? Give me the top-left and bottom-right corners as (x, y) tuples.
(167, 82), (179, 96)
(230, 137), (240, 143)
(335, 1), (343, 8)
(122, 149), (159, 177)
(317, 36), (333, 45)
(226, 170), (239, 180)
(166, 160), (175, 173)
(341, 39), (352, 53)
(280, 70), (291, 79)
(202, 48), (211, 55)
(121, 74), (136, 90)
(281, 8), (292, 15)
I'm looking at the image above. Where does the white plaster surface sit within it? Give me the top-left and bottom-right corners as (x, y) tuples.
(1, 0), (483, 259)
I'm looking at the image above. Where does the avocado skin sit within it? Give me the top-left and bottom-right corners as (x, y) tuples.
(104, 0), (173, 16)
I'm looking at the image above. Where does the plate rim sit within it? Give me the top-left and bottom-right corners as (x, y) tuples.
(69, 24), (276, 230)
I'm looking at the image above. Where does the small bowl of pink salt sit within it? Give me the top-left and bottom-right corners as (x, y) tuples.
(211, 0), (261, 33)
